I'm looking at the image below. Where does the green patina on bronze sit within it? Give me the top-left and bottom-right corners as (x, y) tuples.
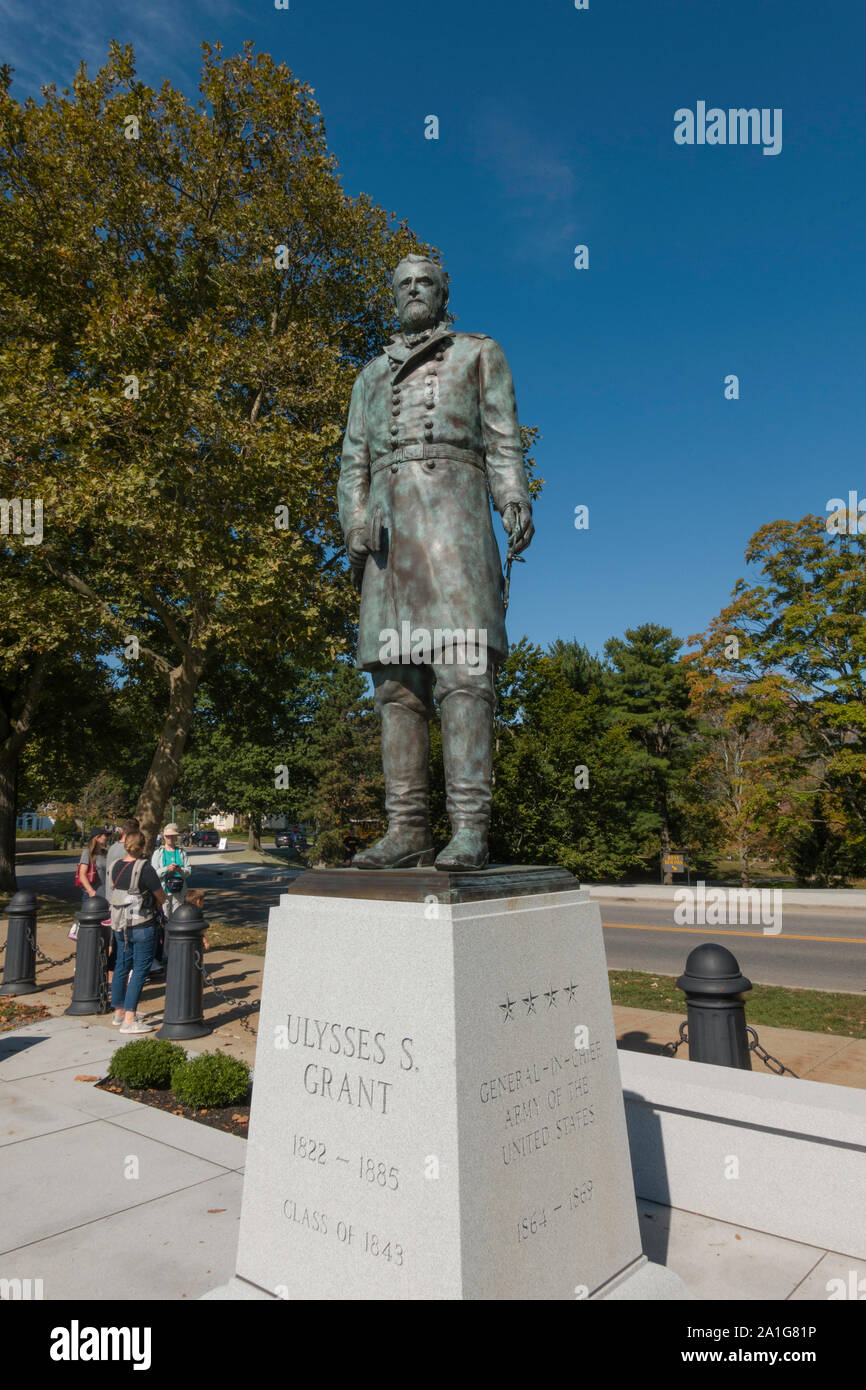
(337, 255), (534, 871)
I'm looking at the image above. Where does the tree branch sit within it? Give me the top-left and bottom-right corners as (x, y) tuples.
(146, 585), (192, 660)
(43, 561), (173, 678)
(5, 653), (49, 761)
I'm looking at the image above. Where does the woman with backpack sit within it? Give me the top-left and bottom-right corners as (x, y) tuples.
(107, 830), (166, 1034)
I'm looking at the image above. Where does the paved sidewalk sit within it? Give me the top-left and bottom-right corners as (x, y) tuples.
(0, 1017), (245, 1300)
(1, 1015), (863, 1301)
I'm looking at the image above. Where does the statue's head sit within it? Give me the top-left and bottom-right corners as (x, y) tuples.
(392, 254), (449, 334)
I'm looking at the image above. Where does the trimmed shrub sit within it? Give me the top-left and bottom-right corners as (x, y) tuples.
(108, 1038), (187, 1089)
(170, 1051), (251, 1108)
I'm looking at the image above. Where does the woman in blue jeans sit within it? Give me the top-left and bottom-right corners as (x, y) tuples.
(107, 831), (167, 1034)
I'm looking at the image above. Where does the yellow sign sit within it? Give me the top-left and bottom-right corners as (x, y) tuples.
(663, 854), (685, 874)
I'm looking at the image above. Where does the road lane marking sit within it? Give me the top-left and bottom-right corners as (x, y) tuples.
(601, 921), (866, 944)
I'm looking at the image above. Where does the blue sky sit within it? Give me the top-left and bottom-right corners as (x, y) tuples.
(3, 0), (864, 659)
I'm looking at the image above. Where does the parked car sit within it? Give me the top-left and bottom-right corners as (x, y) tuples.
(274, 829), (295, 849)
(181, 828), (220, 847)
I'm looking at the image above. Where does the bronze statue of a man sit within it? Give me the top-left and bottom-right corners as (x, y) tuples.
(338, 255), (534, 870)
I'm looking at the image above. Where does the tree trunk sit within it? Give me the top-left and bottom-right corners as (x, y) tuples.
(135, 649), (205, 851)
(0, 751), (19, 895)
(660, 802), (673, 885)
(738, 834), (750, 888)
(247, 811), (262, 853)
(0, 655), (48, 894)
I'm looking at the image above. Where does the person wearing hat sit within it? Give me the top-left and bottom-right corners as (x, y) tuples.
(150, 823), (191, 969)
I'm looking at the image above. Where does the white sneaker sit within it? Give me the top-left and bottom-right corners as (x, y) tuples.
(119, 1020), (154, 1034)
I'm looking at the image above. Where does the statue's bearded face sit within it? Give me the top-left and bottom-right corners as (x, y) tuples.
(394, 262), (445, 333)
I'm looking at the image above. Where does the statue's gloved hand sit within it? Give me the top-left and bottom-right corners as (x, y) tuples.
(502, 501), (534, 555)
(347, 526), (369, 567)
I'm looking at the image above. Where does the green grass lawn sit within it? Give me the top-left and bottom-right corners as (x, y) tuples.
(710, 857), (866, 889)
(0, 894), (76, 925)
(609, 969), (866, 1039)
(204, 921), (268, 955)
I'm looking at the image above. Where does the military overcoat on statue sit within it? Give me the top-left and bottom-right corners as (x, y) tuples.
(337, 327), (532, 668)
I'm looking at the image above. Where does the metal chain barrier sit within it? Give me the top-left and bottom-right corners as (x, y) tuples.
(97, 931), (110, 1015)
(661, 1020), (797, 1076)
(194, 949), (260, 1035)
(26, 925), (77, 973)
(746, 1025), (799, 1078)
(662, 1021), (688, 1056)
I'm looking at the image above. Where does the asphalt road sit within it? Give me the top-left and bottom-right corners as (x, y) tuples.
(599, 899), (866, 994)
(11, 854), (866, 993)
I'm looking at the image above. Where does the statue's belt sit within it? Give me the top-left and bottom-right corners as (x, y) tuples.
(370, 443), (485, 478)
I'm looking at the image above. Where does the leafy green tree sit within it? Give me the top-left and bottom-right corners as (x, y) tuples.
(547, 638), (607, 695)
(178, 659), (383, 859)
(0, 41), (433, 848)
(0, 579), (111, 888)
(603, 624), (694, 882)
(18, 663), (162, 822)
(481, 640), (652, 879)
(298, 664), (383, 864)
(176, 656), (317, 850)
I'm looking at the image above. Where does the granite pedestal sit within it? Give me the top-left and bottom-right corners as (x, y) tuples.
(209, 867), (687, 1300)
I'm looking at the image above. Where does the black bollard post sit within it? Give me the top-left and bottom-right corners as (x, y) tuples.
(0, 891), (40, 996)
(676, 942), (753, 1069)
(156, 904), (211, 1040)
(66, 895), (111, 1016)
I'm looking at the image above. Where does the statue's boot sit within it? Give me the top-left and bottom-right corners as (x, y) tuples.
(435, 690), (492, 872)
(353, 702), (435, 869)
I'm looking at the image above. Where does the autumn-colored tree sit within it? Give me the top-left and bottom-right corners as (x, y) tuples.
(688, 515), (866, 883)
(686, 673), (811, 884)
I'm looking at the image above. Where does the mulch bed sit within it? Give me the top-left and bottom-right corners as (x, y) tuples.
(0, 999), (51, 1032)
(96, 1077), (250, 1137)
